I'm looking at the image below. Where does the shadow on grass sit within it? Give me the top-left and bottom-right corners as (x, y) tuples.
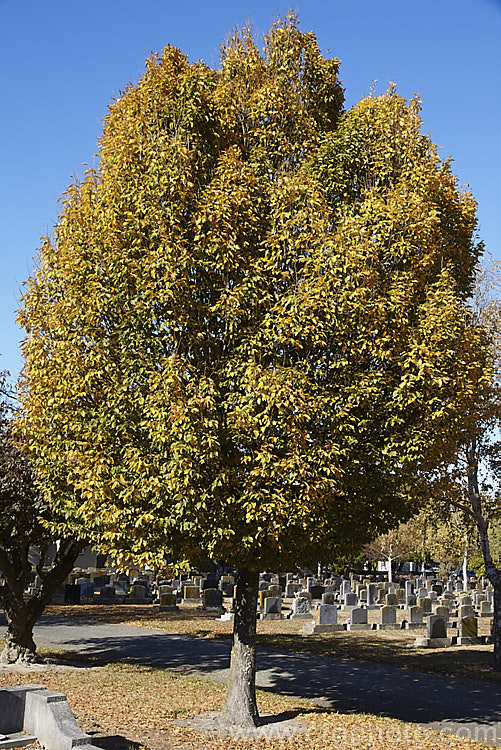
(255, 632), (500, 682)
(258, 706), (325, 726)
(89, 734), (143, 750)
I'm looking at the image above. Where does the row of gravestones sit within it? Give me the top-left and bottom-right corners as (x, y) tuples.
(48, 569), (233, 607)
(50, 567), (494, 625)
(48, 571), (157, 605)
(261, 573), (493, 646)
(258, 573), (493, 610)
(157, 570), (494, 644)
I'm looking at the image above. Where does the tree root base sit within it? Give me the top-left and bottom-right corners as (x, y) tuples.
(175, 710), (308, 739)
(0, 644), (44, 665)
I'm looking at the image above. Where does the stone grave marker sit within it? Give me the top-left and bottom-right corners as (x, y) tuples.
(367, 583), (377, 608)
(457, 616), (479, 645)
(159, 593), (179, 611)
(309, 585), (325, 600)
(317, 604), (338, 625)
(375, 605), (398, 630)
(346, 607), (370, 631)
(183, 585), (200, 603)
(342, 592), (357, 608)
(158, 584), (173, 596)
(405, 605), (424, 629)
(129, 584), (147, 601)
(101, 584), (116, 599)
(301, 603), (344, 634)
(428, 615), (447, 639)
(290, 596), (312, 619)
(202, 578), (218, 591)
(202, 588), (224, 611)
(413, 614), (449, 648)
(259, 589), (272, 608)
(479, 600), (493, 617)
(340, 580), (351, 597)
(420, 597), (432, 614)
(80, 581), (95, 599)
(459, 604), (475, 620)
(285, 582), (299, 598)
(261, 596), (282, 620)
(219, 580), (234, 596)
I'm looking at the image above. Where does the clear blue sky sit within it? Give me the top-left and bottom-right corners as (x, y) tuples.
(1, 0), (500, 380)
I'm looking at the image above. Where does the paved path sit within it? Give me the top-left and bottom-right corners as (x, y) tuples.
(7, 614), (501, 745)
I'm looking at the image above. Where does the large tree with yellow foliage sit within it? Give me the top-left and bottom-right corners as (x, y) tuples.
(18, 17), (490, 726)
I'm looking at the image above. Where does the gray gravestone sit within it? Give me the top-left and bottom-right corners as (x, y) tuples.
(202, 588), (224, 610)
(427, 615), (447, 639)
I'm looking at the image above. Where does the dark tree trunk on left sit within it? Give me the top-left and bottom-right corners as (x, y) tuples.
(0, 539), (83, 663)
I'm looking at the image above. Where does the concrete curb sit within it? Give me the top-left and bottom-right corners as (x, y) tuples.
(0, 684), (101, 750)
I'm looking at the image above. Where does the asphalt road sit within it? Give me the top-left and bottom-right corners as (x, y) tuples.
(4, 614), (501, 745)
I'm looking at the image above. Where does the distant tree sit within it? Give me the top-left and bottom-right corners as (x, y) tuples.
(427, 257), (500, 669)
(405, 504), (480, 581)
(465, 259), (500, 669)
(364, 527), (413, 582)
(18, 17), (490, 723)
(0, 370), (84, 663)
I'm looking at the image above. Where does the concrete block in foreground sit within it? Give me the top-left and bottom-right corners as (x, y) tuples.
(0, 684), (101, 750)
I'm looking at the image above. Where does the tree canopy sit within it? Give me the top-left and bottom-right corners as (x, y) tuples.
(17, 14), (493, 717)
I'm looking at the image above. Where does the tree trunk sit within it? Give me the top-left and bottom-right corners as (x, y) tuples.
(466, 439), (500, 672)
(223, 566), (260, 727)
(490, 573), (501, 673)
(462, 536), (469, 591)
(387, 555), (393, 583)
(0, 595), (40, 663)
(0, 538), (84, 663)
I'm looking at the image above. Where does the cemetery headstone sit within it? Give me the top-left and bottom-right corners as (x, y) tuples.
(261, 596), (282, 619)
(427, 615), (447, 640)
(406, 605), (424, 628)
(480, 600), (493, 617)
(457, 616), (479, 645)
(202, 588), (224, 611)
(183, 585), (200, 602)
(301, 603), (343, 634)
(420, 597), (432, 614)
(346, 607), (370, 631)
(159, 593), (179, 611)
(290, 596), (312, 619)
(375, 605), (398, 630)
(309, 585), (325, 600)
(343, 592), (358, 609)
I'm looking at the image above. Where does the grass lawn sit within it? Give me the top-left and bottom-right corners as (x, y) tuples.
(45, 603), (499, 682)
(0, 662), (495, 750)
(0, 604), (497, 749)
